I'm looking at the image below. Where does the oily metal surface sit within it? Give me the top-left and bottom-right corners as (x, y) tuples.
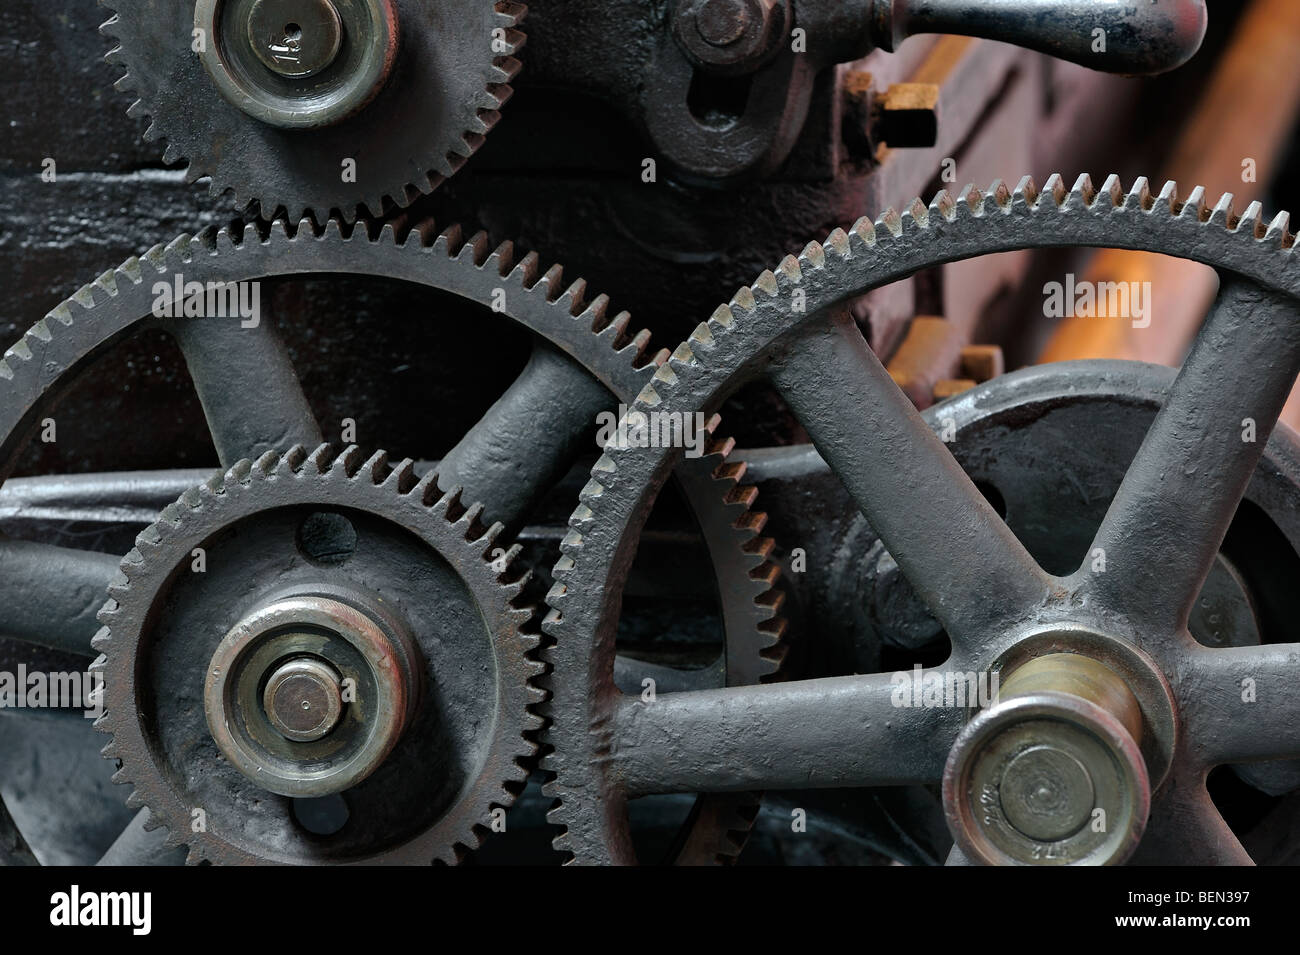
(94, 443), (542, 864)
(99, 0), (525, 219)
(0, 219), (784, 863)
(541, 175), (1300, 863)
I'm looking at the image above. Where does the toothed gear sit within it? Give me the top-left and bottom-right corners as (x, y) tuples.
(99, 0), (526, 220)
(92, 443), (541, 864)
(542, 174), (1300, 864)
(0, 215), (784, 863)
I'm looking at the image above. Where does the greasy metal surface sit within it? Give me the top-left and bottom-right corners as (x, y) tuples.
(542, 176), (1300, 864)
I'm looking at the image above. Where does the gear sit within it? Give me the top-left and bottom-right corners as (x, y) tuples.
(99, 0), (526, 220)
(542, 174), (1300, 864)
(0, 216), (785, 862)
(93, 443), (541, 864)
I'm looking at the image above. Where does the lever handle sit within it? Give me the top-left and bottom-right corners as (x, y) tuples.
(867, 0), (1207, 75)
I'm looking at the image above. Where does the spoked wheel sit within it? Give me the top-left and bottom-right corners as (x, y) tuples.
(543, 175), (1300, 865)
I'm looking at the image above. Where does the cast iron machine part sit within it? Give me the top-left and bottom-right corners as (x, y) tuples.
(542, 174), (1300, 865)
(100, 0), (527, 220)
(0, 218), (785, 863)
(640, 0), (1206, 180)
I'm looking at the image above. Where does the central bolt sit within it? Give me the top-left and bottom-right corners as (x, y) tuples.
(246, 0), (344, 78)
(263, 656), (344, 741)
(999, 745), (1096, 842)
(942, 650), (1151, 865)
(695, 0), (749, 46)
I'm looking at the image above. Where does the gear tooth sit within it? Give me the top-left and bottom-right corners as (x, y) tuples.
(332, 445), (364, 477)
(826, 227), (853, 256)
(386, 457), (417, 492)
(486, 239), (515, 276)
(1239, 200), (1265, 236)
(849, 214), (878, 246)
(596, 310), (629, 343)
(478, 519), (505, 551)
(306, 443), (337, 473)
(903, 196), (929, 227)
(116, 770), (136, 790)
(578, 478), (605, 502)
(1097, 174), (1123, 208)
(359, 449), (389, 483)
(560, 278), (588, 314)
(559, 529), (584, 556)
(1127, 177), (1153, 210)
(100, 739), (119, 759)
(1155, 180), (1179, 211)
(581, 292), (611, 330)
(458, 499), (486, 530)
(251, 449), (280, 476)
(413, 469), (443, 505)
(776, 254), (802, 285)
(984, 180), (1011, 212)
(1012, 175), (1038, 206)
(459, 231), (490, 266)
(731, 285), (758, 315)
(281, 444), (309, 472)
(509, 250), (540, 287)
(795, 237), (826, 265)
(1209, 191), (1237, 226)
(929, 189), (956, 220)
(91, 627), (112, 652)
(752, 269), (779, 297)
(688, 321), (714, 349)
(433, 223), (464, 256)
(1041, 173), (1066, 206)
(1180, 185), (1208, 221)
(536, 263), (565, 300)
(877, 207), (904, 236)
(185, 846), (204, 866)
(225, 458), (254, 486)
(1266, 210), (1292, 245)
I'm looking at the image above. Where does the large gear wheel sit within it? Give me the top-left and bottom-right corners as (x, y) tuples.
(95, 443), (542, 864)
(0, 216), (784, 863)
(99, 0), (526, 220)
(542, 174), (1300, 864)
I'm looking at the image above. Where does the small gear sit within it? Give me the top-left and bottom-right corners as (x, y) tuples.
(93, 442), (543, 864)
(99, 0), (526, 220)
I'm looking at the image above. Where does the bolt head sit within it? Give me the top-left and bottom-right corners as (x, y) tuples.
(263, 655), (344, 742)
(246, 0), (344, 79)
(999, 745), (1096, 842)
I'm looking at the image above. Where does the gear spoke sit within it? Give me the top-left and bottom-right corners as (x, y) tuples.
(768, 308), (1051, 652)
(1179, 642), (1300, 767)
(171, 316), (322, 467)
(612, 671), (959, 796)
(1129, 772), (1252, 865)
(0, 538), (117, 656)
(438, 344), (610, 529)
(1081, 277), (1300, 637)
